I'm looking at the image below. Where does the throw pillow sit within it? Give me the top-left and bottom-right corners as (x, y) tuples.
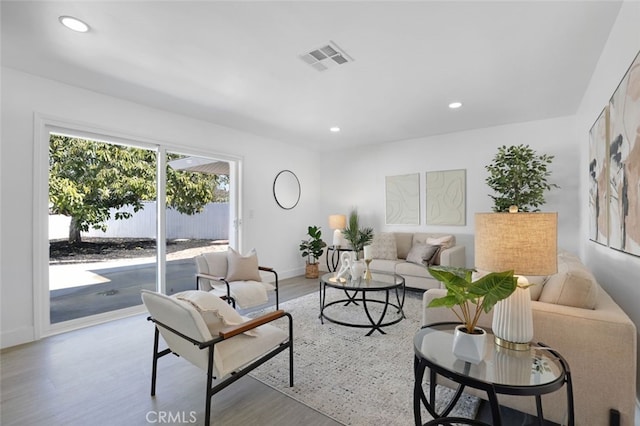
(538, 260), (598, 309)
(426, 235), (455, 249)
(174, 290), (257, 336)
(406, 243), (440, 266)
(426, 235), (454, 265)
(524, 275), (547, 301)
(370, 233), (398, 260)
(394, 233), (414, 259)
(226, 247), (262, 282)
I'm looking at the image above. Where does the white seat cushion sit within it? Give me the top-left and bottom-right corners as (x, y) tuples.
(369, 259), (403, 273)
(210, 281), (274, 309)
(214, 323), (288, 378)
(396, 261), (432, 278)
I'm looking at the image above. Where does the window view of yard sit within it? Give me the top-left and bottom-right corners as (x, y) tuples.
(48, 134), (230, 323)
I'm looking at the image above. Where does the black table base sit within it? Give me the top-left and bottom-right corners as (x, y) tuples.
(319, 274), (405, 336)
(413, 322), (574, 426)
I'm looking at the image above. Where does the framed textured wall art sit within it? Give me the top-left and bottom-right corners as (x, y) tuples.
(426, 169), (466, 226)
(608, 50), (640, 257)
(588, 106), (609, 246)
(385, 173), (420, 225)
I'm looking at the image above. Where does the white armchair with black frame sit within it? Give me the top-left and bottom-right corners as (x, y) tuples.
(195, 248), (279, 310)
(141, 289), (293, 425)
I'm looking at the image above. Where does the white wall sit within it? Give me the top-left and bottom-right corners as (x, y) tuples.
(575, 0), (640, 399)
(0, 67), (322, 348)
(319, 115), (580, 268)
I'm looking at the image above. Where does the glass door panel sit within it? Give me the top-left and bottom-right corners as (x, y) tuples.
(48, 133), (157, 323)
(164, 153), (229, 295)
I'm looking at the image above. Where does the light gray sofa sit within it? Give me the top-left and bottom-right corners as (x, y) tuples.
(368, 232), (466, 290)
(422, 251), (637, 426)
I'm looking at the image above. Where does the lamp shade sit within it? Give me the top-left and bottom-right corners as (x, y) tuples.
(329, 214), (347, 230)
(475, 212), (558, 276)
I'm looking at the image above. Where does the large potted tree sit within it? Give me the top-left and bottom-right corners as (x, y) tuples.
(299, 225), (327, 279)
(485, 144), (559, 212)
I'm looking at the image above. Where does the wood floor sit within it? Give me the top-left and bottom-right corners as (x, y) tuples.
(1, 274), (545, 425)
(1, 275), (341, 426)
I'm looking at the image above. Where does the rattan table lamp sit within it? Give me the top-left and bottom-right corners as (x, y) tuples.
(475, 210), (557, 350)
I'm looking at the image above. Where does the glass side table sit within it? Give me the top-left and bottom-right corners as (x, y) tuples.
(413, 322), (574, 426)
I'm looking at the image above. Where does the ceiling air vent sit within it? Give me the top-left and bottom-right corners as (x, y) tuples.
(300, 41), (353, 72)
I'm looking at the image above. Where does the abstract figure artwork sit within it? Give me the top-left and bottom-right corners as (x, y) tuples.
(385, 173), (420, 225)
(426, 169), (466, 226)
(588, 107), (609, 245)
(608, 51), (640, 256)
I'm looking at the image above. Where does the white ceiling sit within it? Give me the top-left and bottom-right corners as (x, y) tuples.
(1, 1), (622, 152)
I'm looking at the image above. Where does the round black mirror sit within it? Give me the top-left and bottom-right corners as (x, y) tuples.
(273, 170), (301, 210)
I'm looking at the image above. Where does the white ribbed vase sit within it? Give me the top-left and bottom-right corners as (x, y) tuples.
(492, 280), (533, 350)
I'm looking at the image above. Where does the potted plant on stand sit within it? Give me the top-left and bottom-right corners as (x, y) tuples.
(340, 209), (374, 279)
(299, 225), (327, 279)
(341, 209), (374, 259)
(427, 266), (518, 363)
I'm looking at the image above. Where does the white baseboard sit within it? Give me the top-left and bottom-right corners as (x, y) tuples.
(635, 397), (640, 425)
(0, 326), (35, 350)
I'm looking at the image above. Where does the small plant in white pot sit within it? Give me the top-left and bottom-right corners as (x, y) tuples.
(427, 266), (518, 363)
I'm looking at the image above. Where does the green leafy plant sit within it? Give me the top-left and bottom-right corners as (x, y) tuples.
(49, 135), (226, 243)
(299, 225), (327, 265)
(341, 209), (374, 259)
(427, 266), (518, 333)
(485, 144), (559, 212)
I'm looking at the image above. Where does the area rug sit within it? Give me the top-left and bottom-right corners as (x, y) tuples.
(249, 290), (480, 425)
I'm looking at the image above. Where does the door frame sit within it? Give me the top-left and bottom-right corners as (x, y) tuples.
(33, 114), (242, 338)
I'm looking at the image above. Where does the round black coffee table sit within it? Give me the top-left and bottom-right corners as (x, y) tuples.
(319, 271), (405, 336)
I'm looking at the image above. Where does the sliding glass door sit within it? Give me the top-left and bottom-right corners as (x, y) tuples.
(42, 126), (238, 332)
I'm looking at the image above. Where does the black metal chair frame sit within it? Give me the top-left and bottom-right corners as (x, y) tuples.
(147, 309), (293, 425)
(196, 266), (279, 310)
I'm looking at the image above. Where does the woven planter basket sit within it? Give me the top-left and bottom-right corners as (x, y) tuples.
(305, 262), (319, 279)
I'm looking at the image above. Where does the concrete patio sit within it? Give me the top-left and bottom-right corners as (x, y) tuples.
(49, 244), (227, 323)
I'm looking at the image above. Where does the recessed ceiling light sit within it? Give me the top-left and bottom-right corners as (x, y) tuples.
(330, 127), (341, 133)
(59, 16), (90, 33)
(448, 102), (463, 109)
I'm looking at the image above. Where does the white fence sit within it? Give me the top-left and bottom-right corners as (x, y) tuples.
(49, 202), (229, 240)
